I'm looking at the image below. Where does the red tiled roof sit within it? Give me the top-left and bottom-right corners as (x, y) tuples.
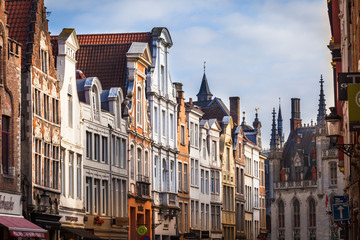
(76, 43), (131, 91)
(77, 32), (151, 45)
(5, 0), (33, 67)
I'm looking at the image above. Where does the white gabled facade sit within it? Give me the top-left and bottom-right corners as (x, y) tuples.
(56, 29), (85, 229)
(147, 28), (179, 239)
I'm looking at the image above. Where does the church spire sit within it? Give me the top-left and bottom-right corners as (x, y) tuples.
(196, 61), (213, 102)
(277, 98), (284, 148)
(270, 108), (278, 150)
(317, 75), (326, 125)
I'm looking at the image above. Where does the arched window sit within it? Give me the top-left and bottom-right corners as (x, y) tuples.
(136, 87), (142, 125)
(92, 86), (100, 120)
(293, 199), (300, 228)
(309, 198), (316, 227)
(278, 200), (285, 229)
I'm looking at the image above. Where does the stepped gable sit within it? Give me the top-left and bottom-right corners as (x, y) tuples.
(5, 0), (33, 67)
(281, 126), (316, 181)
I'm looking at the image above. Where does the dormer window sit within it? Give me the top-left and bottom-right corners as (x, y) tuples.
(92, 86), (100, 120)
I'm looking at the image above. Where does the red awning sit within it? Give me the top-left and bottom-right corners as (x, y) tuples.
(0, 215), (47, 239)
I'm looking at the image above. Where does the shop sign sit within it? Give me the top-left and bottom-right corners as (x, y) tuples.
(115, 217), (129, 226)
(347, 84), (360, 131)
(65, 216), (78, 222)
(338, 73), (360, 100)
(0, 192), (21, 215)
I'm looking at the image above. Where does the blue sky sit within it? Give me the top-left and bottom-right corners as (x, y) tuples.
(46, 0), (332, 149)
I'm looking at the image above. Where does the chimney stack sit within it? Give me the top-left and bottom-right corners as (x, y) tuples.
(229, 97), (240, 127)
(174, 82), (184, 99)
(290, 98), (302, 133)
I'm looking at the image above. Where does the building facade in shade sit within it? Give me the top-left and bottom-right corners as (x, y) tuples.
(6, 0), (62, 237)
(259, 152), (267, 239)
(0, 1), (47, 238)
(327, 0), (360, 237)
(146, 28), (179, 240)
(269, 81), (345, 240)
(77, 73), (128, 239)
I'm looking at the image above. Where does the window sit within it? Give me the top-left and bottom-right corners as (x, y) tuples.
(86, 131), (92, 158)
(122, 139), (127, 168)
(161, 65), (165, 92)
(92, 87), (100, 120)
(211, 140), (216, 161)
(178, 162), (182, 191)
(179, 202), (183, 233)
(44, 143), (50, 187)
(52, 99), (59, 124)
(102, 180), (108, 215)
(226, 147), (230, 171)
(2, 116), (10, 175)
(191, 200), (194, 227)
(137, 149), (142, 176)
(240, 168), (244, 194)
(184, 163), (188, 192)
(254, 161), (259, 177)
(115, 137), (120, 166)
(130, 146), (135, 179)
(184, 203), (189, 231)
(68, 94), (73, 127)
(191, 159), (195, 185)
(195, 201), (199, 227)
(52, 146), (60, 189)
(309, 198), (316, 227)
(206, 204), (209, 230)
(154, 156), (158, 187)
(170, 113), (174, 139)
(85, 177), (92, 213)
(35, 139), (42, 185)
(40, 49), (48, 74)
(195, 124), (199, 147)
(195, 160), (199, 186)
(35, 89), (41, 116)
(216, 206), (220, 229)
(295, 166), (301, 181)
(205, 171), (209, 194)
(236, 167), (240, 193)
(77, 154), (82, 199)
(94, 134), (100, 161)
(202, 139), (206, 159)
(144, 151), (149, 178)
(211, 205), (215, 230)
(102, 136), (108, 163)
(330, 162), (337, 185)
(293, 199), (300, 228)
(211, 170), (215, 193)
(154, 107), (158, 134)
(278, 200), (285, 228)
(201, 169), (204, 193)
(215, 171), (220, 194)
(162, 158), (167, 190)
(180, 125), (185, 145)
(43, 94), (50, 121)
(136, 87), (142, 125)
(68, 151), (74, 198)
(201, 203), (204, 229)
(190, 122), (194, 145)
(94, 179), (100, 214)
(162, 110), (166, 136)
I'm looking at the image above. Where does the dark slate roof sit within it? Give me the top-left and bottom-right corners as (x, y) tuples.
(196, 73), (213, 100)
(282, 126), (316, 181)
(6, 0), (33, 67)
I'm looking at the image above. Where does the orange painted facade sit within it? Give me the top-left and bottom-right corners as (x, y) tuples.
(125, 43), (153, 240)
(175, 83), (190, 239)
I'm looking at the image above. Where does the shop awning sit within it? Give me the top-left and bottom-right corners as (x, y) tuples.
(0, 215), (47, 238)
(62, 227), (101, 239)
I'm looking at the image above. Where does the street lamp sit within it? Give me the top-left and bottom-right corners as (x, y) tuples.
(325, 107), (354, 157)
(40, 190), (50, 213)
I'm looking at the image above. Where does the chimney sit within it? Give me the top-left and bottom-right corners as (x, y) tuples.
(229, 97), (240, 127)
(189, 98), (193, 105)
(290, 98), (302, 133)
(174, 82), (183, 99)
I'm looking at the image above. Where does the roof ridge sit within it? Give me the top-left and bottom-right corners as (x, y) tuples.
(77, 32), (151, 36)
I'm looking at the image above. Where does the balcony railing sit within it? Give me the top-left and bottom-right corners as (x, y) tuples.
(274, 180), (317, 189)
(137, 174), (150, 183)
(322, 149), (338, 159)
(160, 192), (178, 206)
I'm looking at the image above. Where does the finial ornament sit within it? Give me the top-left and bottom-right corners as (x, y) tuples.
(204, 61), (206, 73)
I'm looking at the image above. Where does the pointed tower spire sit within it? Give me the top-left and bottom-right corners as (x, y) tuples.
(253, 108), (261, 129)
(270, 108), (278, 150)
(277, 98), (284, 148)
(317, 75), (326, 125)
(241, 111), (246, 127)
(196, 62), (213, 102)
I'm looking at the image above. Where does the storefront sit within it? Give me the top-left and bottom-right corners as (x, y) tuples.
(0, 192), (47, 239)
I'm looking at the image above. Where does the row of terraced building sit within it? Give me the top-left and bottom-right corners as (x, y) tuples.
(0, 0), (266, 239)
